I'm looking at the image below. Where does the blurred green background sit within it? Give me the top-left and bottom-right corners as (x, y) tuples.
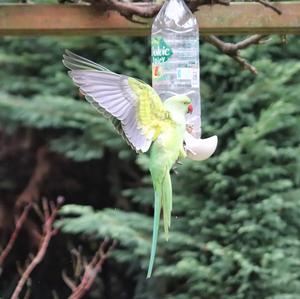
(0, 35), (300, 299)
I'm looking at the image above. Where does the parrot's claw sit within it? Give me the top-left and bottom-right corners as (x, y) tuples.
(184, 145), (196, 156)
(171, 166), (179, 175)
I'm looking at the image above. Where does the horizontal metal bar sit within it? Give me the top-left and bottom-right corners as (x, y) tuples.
(0, 2), (299, 36)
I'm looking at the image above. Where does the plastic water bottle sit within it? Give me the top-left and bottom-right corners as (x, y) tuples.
(151, 0), (201, 137)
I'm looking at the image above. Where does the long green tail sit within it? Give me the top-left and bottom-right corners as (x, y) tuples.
(162, 173), (172, 241)
(147, 188), (161, 278)
(147, 171), (172, 278)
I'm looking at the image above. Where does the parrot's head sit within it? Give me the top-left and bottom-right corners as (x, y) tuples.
(164, 95), (193, 116)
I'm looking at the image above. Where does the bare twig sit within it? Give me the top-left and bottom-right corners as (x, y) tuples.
(204, 34), (266, 54)
(231, 55), (258, 74)
(255, 0), (282, 15)
(62, 247), (85, 291)
(23, 286), (32, 299)
(71, 247), (84, 279)
(62, 270), (77, 291)
(67, 239), (116, 299)
(204, 35), (267, 74)
(0, 204), (32, 268)
(11, 198), (63, 299)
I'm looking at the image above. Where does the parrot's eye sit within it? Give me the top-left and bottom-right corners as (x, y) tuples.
(183, 99), (191, 105)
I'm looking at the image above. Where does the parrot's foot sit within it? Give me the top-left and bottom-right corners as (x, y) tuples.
(184, 144), (196, 155)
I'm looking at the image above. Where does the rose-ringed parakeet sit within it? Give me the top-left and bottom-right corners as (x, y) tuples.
(63, 50), (193, 278)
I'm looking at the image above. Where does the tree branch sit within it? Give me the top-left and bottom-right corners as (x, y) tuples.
(204, 34), (267, 74)
(67, 239), (116, 299)
(0, 204), (31, 268)
(83, 0), (230, 23)
(62, 270), (77, 291)
(10, 198), (63, 299)
(108, 1), (161, 20)
(187, 0), (230, 12)
(255, 0), (282, 15)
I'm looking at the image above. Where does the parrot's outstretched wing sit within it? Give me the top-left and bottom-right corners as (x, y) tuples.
(63, 50), (170, 153)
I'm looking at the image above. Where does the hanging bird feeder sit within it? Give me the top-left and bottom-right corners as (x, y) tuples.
(151, 0), (218, 160)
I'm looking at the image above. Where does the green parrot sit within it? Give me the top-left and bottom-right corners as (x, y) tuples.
(63, 50), (193, 278)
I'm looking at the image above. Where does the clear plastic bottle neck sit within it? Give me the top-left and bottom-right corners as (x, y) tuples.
(152, 0), (198, 33)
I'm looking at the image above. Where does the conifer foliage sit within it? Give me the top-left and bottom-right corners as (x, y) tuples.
(0, 35), (300, 298)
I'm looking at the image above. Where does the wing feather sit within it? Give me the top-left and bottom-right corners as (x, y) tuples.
(63, 50), (170, 153)
(64, 50), (113, 72)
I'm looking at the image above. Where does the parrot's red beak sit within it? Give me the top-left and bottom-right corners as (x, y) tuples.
(187, 103), (193, 114)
